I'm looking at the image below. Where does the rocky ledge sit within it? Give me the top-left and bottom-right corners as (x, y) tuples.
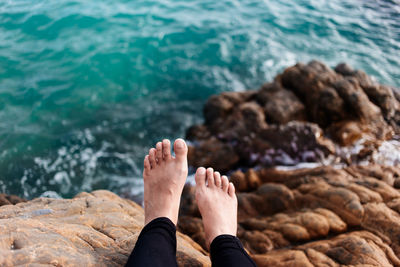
(1, 61), (399, 267)
(179, 61), (400, 266)
(179, 164), (400, 266)
(187, 60), (400, 170)
(0, 190), (210, 266)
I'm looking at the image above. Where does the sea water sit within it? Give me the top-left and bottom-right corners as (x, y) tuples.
(0, 0), (399, 199)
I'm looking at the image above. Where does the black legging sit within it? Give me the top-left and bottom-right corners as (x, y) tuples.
(125, 217), (257, 267)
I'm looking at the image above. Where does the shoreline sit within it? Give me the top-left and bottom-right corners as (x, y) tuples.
(1, 61), (399, 266)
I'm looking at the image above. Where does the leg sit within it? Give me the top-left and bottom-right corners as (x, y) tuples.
(125, 217), (177, 267)
(195, 167), (257, 267)
(125, 139), (188, 267)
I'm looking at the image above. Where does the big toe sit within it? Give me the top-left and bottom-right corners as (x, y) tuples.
(174, 138), (188, 161)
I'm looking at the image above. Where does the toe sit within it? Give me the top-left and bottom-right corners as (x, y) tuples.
(162, 139), (171, 160)
(149, 148), (157, 167)
(173, 138), (188, 162)
(206, 168), (214, 187)
(156, 142), (163, 163)
(144, 155), (151, 172)
(221, 175), (229, 192)
(228, 182), (236, 197)
(195, 167), (206, 188)
(214, 171), (221, 188)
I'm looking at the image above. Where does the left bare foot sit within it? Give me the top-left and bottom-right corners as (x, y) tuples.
(195, 167), (238, 248)
(142, 138), (188, 225)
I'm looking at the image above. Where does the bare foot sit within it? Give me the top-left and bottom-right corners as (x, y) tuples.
(195, 167), (238, 248)
(143, 138), (188, 225)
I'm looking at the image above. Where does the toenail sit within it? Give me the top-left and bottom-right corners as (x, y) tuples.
(198, 167), (206, 174)
(176, 140), (184, 148)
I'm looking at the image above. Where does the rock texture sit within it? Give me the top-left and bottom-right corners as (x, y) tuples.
(1, 61), (399, 267)
(187, 61), (400, 170)
(179, 165), (400, 267)
(0, 194), (26, 207)
(179, 61), (400, 266)
(0, 190), (210, 267)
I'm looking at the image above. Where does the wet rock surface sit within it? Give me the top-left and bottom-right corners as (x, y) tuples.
(0, 190), (210, 267)
(180, 61), (400, 266)
(187, 61), (400, 170)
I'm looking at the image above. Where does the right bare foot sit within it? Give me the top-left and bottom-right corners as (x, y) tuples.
(143, 139), (188, 226)
(195, 167), (238, 248)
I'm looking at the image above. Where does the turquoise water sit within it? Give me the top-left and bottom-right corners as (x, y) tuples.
(0, 0), (399, 199)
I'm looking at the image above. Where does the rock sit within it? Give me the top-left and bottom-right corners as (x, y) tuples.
(280, 61), (343, 127)
(187, 61), (400, 170)
(252, 250), (315, 267)
(362, 84), (400, 133)
(187, 137), (240, 172)
(0, 190), (210, 267)
(333, 77), (382, 123)
(298, 231), (400, 266)
(179, 61), (400, 266)
(229, 169), (261, 192)
(229, 170), (249, 192)
(256, 82), (306, 124)
(179, 164), (400, 266)
(177, 216), (207, 250)
(0, 194), (26, 206)
(334, 62), (355, 76)
(238, 102), (268, 132)
(253, 121), (335, 165)
(5, 61), (398, 267)
(203, 94), (235, 125)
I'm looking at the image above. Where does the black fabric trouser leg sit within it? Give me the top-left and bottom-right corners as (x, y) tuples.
(210, 234), (257, 267)
(125, 217), (257, 267)
(125, 217), (178, 267)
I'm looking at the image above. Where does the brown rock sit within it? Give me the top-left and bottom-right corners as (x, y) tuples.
(229, 170), (249, 192)
(179, 184), (200, 217)
(187, 138), (239, 172)
(252, 250), (314, 267)
(177, 164), (400, 266)
(239, 230), (274, 254)
(203, 94), (235, 125)
(334, 62), (355, 76)
(178, 216), (207, 251)
(237, 183), (295, 220)
(362, 203), (400, 256)
(0, 194), (26, 206)
(333, 77), (382, 123)
(280, 60), (344, 127)
(0, 190), (210, 267)
(187, 61), (399, 169)
(238, 101), (268, 132)
(229, 169), (261, 192)
(256, 82), (307, 124)
(299, 231), (400, 266)
(180, 61), (400, 266)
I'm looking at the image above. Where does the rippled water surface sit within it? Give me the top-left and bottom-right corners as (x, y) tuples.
(1, 0), (399, 199)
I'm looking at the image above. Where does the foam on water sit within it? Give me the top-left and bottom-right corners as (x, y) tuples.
(0, 0), (399, 199)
